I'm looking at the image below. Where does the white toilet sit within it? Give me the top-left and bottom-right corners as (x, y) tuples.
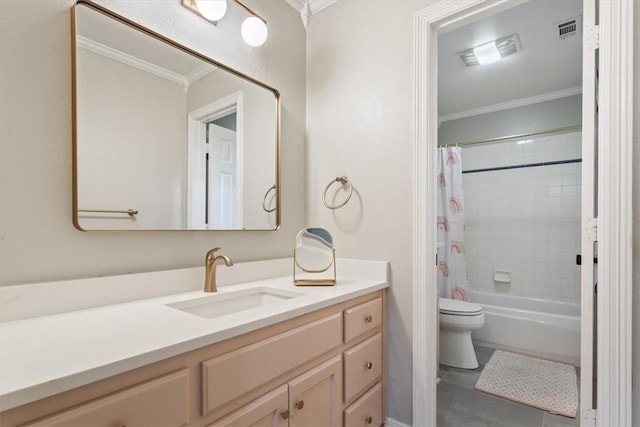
(439, 297), (485, 369)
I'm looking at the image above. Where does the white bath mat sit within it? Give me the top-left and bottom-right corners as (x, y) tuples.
(474, 350), (578, 418)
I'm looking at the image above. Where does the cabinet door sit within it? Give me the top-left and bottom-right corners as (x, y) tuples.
(208, 385), (289, 427)
(288, 355), (342, 427)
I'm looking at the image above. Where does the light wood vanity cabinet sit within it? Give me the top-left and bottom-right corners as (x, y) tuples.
(22, 370), (190, 427)
(208, 355), (342, 427)
(0, 291), (384, 427)
(344, 383), (383, 427)
(206, 384), (289, 427)
(344, 333), (382, 404)
(201, 313), (342, 416)
(342, 298), (384, 427)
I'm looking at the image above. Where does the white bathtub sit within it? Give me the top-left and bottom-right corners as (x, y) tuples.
(469, 290), (581, 366)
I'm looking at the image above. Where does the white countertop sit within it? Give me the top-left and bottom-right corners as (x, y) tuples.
(0, 258), (388, 412)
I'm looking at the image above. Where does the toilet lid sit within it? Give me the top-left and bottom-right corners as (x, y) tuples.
(439, 298), (482, 316)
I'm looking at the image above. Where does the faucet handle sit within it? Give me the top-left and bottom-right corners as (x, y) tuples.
(206, 247), (221, 261)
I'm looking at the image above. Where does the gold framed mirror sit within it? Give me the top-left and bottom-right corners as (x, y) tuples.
(71, 0), (280, 231)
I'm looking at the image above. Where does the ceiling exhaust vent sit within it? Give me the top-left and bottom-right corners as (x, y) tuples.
(557, 16), (581, 39)
(456, 34), (522, 67)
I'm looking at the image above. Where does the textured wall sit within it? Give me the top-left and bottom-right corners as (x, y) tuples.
(0, 0), (306, 285)
(306, 2), (429, 424)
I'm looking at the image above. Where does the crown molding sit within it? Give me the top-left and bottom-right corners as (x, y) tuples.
(439, 86), (583, 123)
(283, 0), (338, 14)
(77, 36), (186, 86)
(186, 63), (216, 84)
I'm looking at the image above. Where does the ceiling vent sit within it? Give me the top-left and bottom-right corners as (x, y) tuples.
(557, 16), (581, 39)
(456, 34), (522, 67)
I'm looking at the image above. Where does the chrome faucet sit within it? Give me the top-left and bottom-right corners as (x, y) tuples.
(204, 248), (234, 293)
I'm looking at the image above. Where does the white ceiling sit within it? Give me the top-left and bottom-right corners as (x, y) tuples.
(437, 0), (583, 118)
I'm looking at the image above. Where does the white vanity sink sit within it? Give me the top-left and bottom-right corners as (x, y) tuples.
(166, 287), (304, 319)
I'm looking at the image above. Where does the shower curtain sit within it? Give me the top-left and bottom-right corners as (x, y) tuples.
(437, 147), (470, 301)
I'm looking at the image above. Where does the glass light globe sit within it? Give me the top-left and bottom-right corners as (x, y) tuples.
(195, 0), (227, 21)
(241, 16), (268, 47)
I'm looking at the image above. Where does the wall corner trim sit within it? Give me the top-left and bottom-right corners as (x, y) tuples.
(595, 0), (635, 425)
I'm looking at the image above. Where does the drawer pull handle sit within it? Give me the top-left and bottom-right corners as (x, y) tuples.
(365, 315), (373, 323)
(366, 362), (373, 370)
(281, 409), (290, 420)
(295, 400), (305, 410)
(366, 415), (373, 424)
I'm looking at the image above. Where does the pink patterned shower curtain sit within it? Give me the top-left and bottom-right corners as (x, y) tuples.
(437, 147), (469, 301)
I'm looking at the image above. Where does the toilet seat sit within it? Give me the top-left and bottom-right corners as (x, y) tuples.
(439, 298), (482, 316)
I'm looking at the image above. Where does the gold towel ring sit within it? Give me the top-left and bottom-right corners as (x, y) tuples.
(322, 175), (353, 209)
(262, 184), (277, 212)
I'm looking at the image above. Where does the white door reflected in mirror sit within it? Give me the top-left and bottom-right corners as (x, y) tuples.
(208, 122), (240, 229)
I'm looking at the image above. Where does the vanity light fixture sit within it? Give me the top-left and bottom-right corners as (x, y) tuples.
(194, 0), (227, 21)
(456, 34), (522, 67)
(182, 0), (268, 47)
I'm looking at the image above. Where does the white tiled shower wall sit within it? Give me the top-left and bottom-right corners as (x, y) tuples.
(462, 131), (582, 303)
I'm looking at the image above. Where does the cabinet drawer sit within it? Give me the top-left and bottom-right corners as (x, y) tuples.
(344, 333), (382, 403)
(344, 383), (382, 427)
(202, 313), (342, 415)
(24, 369), (189, 427)
(207, 385), (289, 427)
(344, 298), (381, 343)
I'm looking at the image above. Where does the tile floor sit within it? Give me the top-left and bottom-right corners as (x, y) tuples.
(437, 345), (581, 427)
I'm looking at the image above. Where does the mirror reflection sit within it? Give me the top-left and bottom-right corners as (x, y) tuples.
(294, 228), (336, 286)
(73, 1), (280, 231)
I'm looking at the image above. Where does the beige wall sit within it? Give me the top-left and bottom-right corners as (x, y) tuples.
(307, 1), (639, 424)
(0, 0), (306, 285)
(307, 2), (429, 423)
(77, 49), (187, 230)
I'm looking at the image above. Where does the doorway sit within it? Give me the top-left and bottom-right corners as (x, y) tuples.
(187, 91), (244, 229)
(436, 1), (583, 425)
(411, 1), (633, 426)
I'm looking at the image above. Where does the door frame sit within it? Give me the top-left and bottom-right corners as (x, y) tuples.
(187, 91), (244, 228)
(411, 1), (634, 426)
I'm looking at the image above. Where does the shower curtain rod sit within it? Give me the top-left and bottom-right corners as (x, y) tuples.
(442, 124), (582, 148)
